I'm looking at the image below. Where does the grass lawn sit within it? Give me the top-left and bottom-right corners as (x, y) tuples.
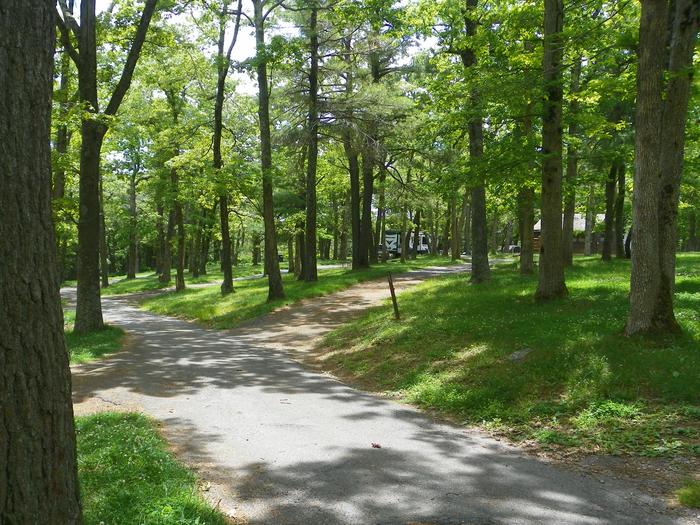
(317, 255), (700, 460)
(77, 412), (228, 525)
(140, 256), (457, 329)
(69, 259), (348, 297)
(64, 309), (124, 365)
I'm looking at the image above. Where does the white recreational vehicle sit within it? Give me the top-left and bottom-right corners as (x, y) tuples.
(383, 230), (430, 257)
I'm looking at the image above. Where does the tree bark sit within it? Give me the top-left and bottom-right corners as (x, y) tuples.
(99, 177), (110, 288)
(602, 161), (617, 262)
(359, 138), (375, 268)
(614, 162), (626, 258)
(411, 210), (422, 260)
(253, 0), (284, 299)
(461, 0), (490, 283)
(303, 3), (319, 281)
(0, 2), (83, 520)
(536, 0), (567, 300)
(172, 169), (186, 292)
(563, 58), (581, 267)
(625, 1), (670, 335)
(127, 168), (139, 279)
(518, 187), (535, 274)
(73, 0), (157, 333)
(213, 1), (242, 294)
(584, 183), (595, 255)
(652, 0), (698, 331)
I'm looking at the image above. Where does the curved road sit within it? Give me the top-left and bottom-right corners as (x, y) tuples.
(68, 267), (689, 524)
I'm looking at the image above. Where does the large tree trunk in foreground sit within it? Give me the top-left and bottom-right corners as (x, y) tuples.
(625, 1), (674, 335)
(536, 0), (567, 301)
(254, 0), (284, 300)
(0, 2), (83, 521)
(650, 0), (698, 331)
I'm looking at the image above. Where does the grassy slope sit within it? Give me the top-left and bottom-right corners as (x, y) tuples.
(319, 255), (700, 458)
(77, 412), (227, 525)
(64, 309), (124, 365)
(140, 256), (457, 329)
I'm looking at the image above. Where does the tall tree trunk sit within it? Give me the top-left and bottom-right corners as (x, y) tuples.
(332, 199), (340, 260)
(172, 169), (185, 292)
(625, 1), (669, 334)
(562, 58), (581, 267)
(651, 0), (698, 331)
(127, 170), (139, 279)
(213, 1), (242, 294)
(287, 237), (295, 274)
(688, 209), (698, 251)
(461, 0), (490, 283)
(342, 37), (362, 270)
(442, 204), (451, 257)
(359, 140), (375, 268)
(339, 191), (349, 261)
(450, 195), (460, 260)
(584, 184), (595, 255)
(254, 0), (284, 299)
(99, 177), (109, 288)
(602, 161), (617, 262)
(614, 162), (626, 258)
(536, 0), (567, 300)
(411, 210), (421, 260)
(304, 3), (319, 281)
(0, 2), (83, 520)
(374, 166), (387, 262)
(518, 187), (535, 274)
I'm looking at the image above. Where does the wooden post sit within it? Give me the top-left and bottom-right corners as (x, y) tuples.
(388, 272), (400, 320)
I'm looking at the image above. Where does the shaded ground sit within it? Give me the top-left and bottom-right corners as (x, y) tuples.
(68, 266), (695, 524)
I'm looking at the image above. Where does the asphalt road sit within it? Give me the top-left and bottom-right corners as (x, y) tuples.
(67, 266), (690, 524)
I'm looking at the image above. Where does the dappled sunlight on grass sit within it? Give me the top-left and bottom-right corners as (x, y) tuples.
(140, 256), (457, 329)
(319, 254), (700, 457)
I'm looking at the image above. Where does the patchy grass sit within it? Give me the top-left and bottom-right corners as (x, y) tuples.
(676, 480), (700, 508)
(318, 254), (700, 458)
(63, 309), (124, 365)
(77, 412), (228, 525)
(98, 262), (297, 296)
(140, 256), (456, 329)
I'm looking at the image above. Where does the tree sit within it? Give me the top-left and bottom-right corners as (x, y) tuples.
(535, 0), (567, 301)
(303, 0), (320, 281)
(213, 0), (243, 294)
(253, 0), (285, 300)
(0, 2), (82, 521)
(626, 0), (699, 335)
(56, 0), (158, 333)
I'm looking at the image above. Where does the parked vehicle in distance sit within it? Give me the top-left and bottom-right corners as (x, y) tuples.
(384, 230), (430, 257)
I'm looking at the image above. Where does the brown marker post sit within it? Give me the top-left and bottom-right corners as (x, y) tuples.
(388, 273), (400, 320)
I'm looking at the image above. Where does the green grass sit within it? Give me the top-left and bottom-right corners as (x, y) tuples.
(140, 256), (456, 329)
(63, 309), (125, 365)
(318, 254), (700, 457)
(676, 480), (700, 508)
(97, 262), (298, 296)
(77, 412), (228, 525)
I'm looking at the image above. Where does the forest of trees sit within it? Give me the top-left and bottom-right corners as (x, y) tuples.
(1, 0), (698, 519)
(45, 0), (699, 334)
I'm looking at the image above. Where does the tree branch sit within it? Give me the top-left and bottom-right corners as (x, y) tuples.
(104, 0), (158, 116)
